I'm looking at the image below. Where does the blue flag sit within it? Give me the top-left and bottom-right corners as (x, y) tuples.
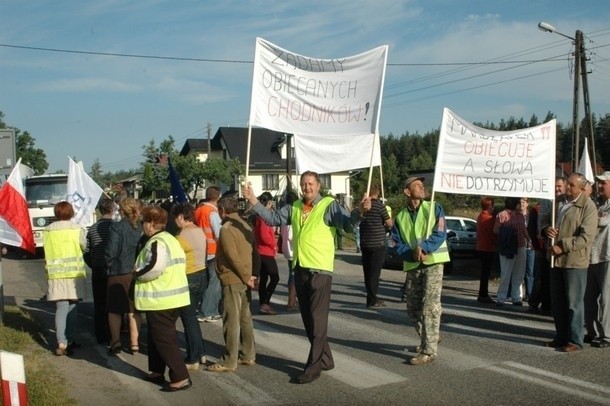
(167, 157), (188, 203)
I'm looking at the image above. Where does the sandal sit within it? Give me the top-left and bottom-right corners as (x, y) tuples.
(128, 345), (139, 355)
(107, 341), (122, 355)
(207, 363), (235, 372)
(161, 378), (192, 392)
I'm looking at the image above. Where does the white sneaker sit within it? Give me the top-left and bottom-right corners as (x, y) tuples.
(198, 315), (219, 323)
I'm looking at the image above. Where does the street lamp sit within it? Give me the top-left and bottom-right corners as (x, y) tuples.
(538, 21), (596, 174)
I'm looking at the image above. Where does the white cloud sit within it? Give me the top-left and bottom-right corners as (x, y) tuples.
(35, 77), (139, 92)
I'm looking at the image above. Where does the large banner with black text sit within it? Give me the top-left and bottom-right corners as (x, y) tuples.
(250, 38), (387, 137)
(249, 38), (387, 174)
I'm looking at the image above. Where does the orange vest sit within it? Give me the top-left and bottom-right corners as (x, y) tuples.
(195, 203), (217, 256)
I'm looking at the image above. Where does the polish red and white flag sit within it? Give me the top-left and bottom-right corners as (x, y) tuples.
(0, 158), (35, 254)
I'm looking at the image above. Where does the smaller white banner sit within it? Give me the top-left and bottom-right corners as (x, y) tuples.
(433, 108), (556, 200)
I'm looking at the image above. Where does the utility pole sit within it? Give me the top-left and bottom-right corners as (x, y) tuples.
(206, 122), (212, 158)
(538, 23), (597, 175)
(571, 30), (582, 171)
(580, 35), (597, 174)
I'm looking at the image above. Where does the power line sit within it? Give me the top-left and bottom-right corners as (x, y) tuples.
(0, 43), (253, 64)
(0, 42), (584, 68)
(383, 67), (565, 109)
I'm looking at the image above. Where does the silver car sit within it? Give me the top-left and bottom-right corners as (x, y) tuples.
(445, 216), (477, 254)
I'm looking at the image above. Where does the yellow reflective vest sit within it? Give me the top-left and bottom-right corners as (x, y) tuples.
(134, 231), (190, 311)
(291, 197), (335, 272)
(43, 228), (86, 280)
(395, 201), (450, 271)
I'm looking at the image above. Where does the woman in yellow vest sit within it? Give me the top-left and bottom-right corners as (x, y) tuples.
(43, 201), (87, 356)
(133, 205), (191, 392)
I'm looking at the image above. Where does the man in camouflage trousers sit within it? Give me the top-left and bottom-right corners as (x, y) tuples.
(388, 176), (450, 365)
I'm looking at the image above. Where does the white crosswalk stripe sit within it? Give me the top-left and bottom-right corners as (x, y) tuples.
(253, 320), (407, 389)
(486, 362), (610, 405)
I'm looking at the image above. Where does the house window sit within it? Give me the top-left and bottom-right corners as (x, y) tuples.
(319, 174), (331, 190)
(262, 174), (279, 190)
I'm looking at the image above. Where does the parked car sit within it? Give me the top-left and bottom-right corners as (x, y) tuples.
(383, 215), (476, 269)
(445, 215), (477, 254)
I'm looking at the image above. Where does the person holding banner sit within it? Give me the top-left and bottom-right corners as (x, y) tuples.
(543, 173), (597, 352)
(387, 176), (449, 365)
(43, 201), (87, 356)
(243, 171), (356, 384)
(531, 177), (568, 314)
(359, 184), (393, 308)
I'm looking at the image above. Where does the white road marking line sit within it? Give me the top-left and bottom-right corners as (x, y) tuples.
(204, 364), (281, 406)
(254, 321), (407, 389)
(502, 361), (610, 395)
(486, 364), (610, 405)
(442, 304), (556, 333)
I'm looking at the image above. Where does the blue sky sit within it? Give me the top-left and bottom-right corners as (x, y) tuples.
(1, 0), (609, 173)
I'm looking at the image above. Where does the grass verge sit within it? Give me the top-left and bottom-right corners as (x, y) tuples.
(0, 305), (74, 405)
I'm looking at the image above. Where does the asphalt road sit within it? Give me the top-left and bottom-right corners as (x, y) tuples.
(2, 250), (609, 405)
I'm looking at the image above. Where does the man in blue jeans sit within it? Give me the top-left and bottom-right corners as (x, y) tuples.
(194, 187), (223, 322)
(543, 173), (597, 352)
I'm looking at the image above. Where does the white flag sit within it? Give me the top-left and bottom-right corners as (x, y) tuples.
(0, 158), (35, 253)
(577, 137), (595, 184)
(67, 157), (103, 226)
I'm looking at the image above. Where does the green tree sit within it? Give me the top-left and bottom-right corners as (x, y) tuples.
(90, 159), (104, 185)
(201, 157), (243, 186)
(140, 139), (170, 199)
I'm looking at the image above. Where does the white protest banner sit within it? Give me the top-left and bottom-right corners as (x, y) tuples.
(294, 132), (380, 174)
(432, 108), (556, 200)
(249, 38), (388, 137)
(67, 157), (103, 227)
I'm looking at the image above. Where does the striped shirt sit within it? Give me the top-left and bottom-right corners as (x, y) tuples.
(359, 199), (390, 248)
(84, 218), (113, 277)
(590, 199), (610, 265)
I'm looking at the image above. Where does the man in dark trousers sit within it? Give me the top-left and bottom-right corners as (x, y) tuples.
(359, 184), (393, 308)
(84, 198), (115, 344)
(243, 171), (356, 384)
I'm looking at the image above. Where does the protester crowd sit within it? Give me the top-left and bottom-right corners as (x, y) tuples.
(38, 168), (610, 392)
(475, 173), (610, 351)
